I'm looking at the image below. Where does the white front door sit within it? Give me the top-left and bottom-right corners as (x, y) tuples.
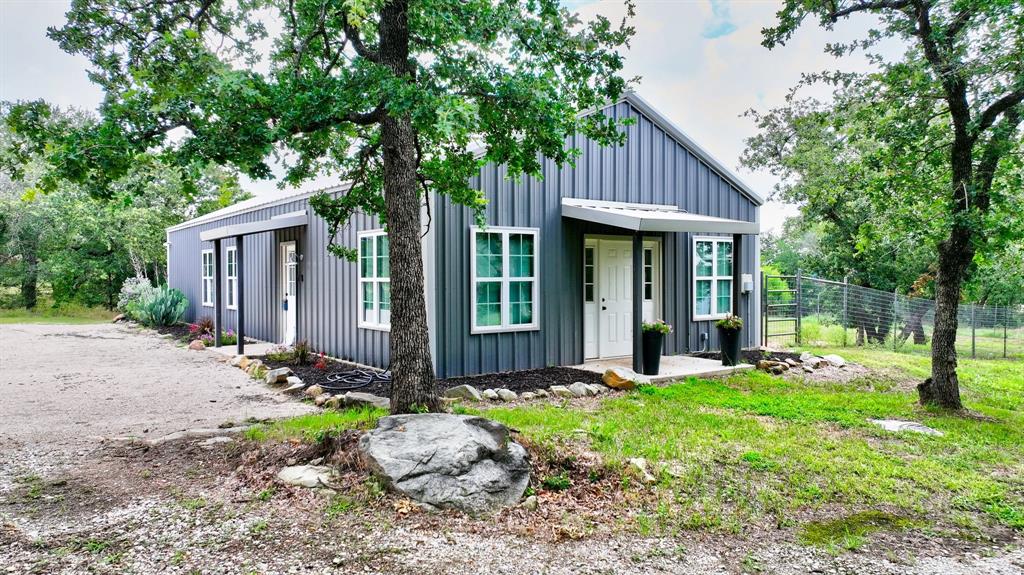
(280, 242), (297, 345)
(598, 240), (633, 358)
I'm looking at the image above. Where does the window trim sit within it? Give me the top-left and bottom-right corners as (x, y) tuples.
(469, 226), (541, 334)
(225, 246), (238, 310)
(201, 249), (214, 307)
(357, 229), (391, 332)
(692, 236), (733, 321)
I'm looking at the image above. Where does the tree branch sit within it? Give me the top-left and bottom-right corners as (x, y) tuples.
(342, 13), (380, 63)
(828, 0), (912, 22)
(973, 89), (1024, 141)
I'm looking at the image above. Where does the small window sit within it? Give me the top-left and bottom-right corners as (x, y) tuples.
(643, 247), (654, 301)
(694, 238), (733, 320)
(583, 246), (595, 303)
(358, 230), (390, 329)
(201, 250), (214, 307)
(226, 247), (238, 310)
(470, 227), (539, 333)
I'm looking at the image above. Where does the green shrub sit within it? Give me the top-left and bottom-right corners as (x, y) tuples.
(541, 473), (572, 491)
(118, 277), (156, 320)
(134, 285), (188, 327)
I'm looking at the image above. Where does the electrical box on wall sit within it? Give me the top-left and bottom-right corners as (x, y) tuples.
(741, 273), (754, 293)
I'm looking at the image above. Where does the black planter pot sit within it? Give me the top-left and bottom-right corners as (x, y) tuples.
(719, 327), (742, 366)
(642, 330), (665, 375)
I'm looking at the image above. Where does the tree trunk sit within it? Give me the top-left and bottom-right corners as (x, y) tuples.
(21, 250), (37, 310)
(379, 0), (440, 414)
(920, 235), (969, 410)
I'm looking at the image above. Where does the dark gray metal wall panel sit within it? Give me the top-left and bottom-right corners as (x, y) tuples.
(434, 100), (759, 378)
(167, 194), (390, 369)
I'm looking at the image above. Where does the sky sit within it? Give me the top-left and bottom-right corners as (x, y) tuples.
(0, 0), (894, 234)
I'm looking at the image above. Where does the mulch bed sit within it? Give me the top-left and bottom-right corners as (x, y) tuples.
(692, 348), (802, 365)
(259, 357), (603, 398)
(154, 322), (192, 342)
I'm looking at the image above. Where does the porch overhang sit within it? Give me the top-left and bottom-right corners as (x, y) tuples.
(561, 198), (759, 235)
(199, 210), (308, 241)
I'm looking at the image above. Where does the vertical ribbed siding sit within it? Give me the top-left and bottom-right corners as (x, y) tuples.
(167, 193), (390, 369)
(434, 100), (760, 378)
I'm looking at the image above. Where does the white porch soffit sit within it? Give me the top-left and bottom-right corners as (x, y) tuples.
(199, 210), (308, 241)
(561, 199), (760, 235)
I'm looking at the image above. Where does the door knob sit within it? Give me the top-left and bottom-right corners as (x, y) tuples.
(602, 306), (607, 311)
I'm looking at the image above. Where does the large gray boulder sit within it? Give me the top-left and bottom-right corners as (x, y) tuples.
(358, 414), (530, 514)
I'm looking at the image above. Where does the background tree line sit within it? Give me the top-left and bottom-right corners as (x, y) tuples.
(0, 115), (250, 311)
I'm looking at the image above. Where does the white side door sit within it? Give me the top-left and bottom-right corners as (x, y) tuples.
(280, 242), (297, 345)
(598, 239), (633, 358)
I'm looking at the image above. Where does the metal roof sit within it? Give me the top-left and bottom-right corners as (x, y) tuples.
(561, 198), (760, 234)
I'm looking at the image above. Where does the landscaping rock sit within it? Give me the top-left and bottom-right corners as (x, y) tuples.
(770, 365), (786, 375)
(869, 419), (943, 436)
(496, 389), (518, 402)
(264, 367), (292, 385)
(482, 389), (500, 401)
(444, 384), (483, 402)
(323, 395), (343, 409)
(533, 389), (549, 398)
(277, 465), (337, 489)
(343, 392), (390, 410)
(188, 340), (205, 351)
(823, 354), (847, 368)
(627, 457), (657, 484)
(756, 360), (775, 371)
(585, 384), (606, 395)
(521, 495), (539, 511)
(802, 365), (815, 373)
(799, 351), (817, 363)
(520, 392), (536, 401)
(244, 359), (264, 375)
(237, 356), (251, 370)
(282, 382), (305, 395)
(568, 381), (591, 397)
(602, 367), (649, 390)
(314, 394), (332, 407)
(285, 375), (303, 386)
(229, 355), (247, 367)
(358, 414), (530, 514)
(785, 358), (800, 367)
(112, 313), (126, 323)
(199, 436), (234, 448)
(549, 385), (574, 398)
(304, 385), (324, 399)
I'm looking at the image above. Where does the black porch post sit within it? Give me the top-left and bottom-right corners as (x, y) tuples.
(235, 235), (245, 355)
(732, 232), (743, 326)
(632, 231), (643, 373)
(213, 239), (222, 348)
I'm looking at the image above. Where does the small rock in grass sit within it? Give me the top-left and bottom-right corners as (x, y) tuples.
(549, 385), (574, 398)
(188, 340), (205, 351)
(627, 457), (657, 484)
(314, 394), (332, 407)
(112, 313), (126, 323)
(585, 384), (605, 396)
(520, 392), (536, 401)
(343, 392), (390, 410)
(533, 389), (549, 398)
(521, 495), (539, 511)
(770, 365), (786, 375)
(602, 367), (649, 390)
(277, 465), (336, 489)
(264, 367), (293, 385)
(444, 384), (483, 402)
(304, 385), (324, 399)
(482, 389), (500, 401)
(323, 395), (343, 409)
(869, 419), (943, 436)
(567, 382), (590, 397)
(229, 355), (247, 367)
(823, 354), (846, 368)
(496, 389), (518, 402)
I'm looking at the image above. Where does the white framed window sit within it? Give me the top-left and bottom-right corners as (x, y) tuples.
(201, 249), (214, 307)
(470, 226), (540, 333)
(693, 237), (733, 320)
(226, 247), (238, 310)
(583, 245), (595, 303)
(643, 247), (654, 301)
(358, 230), (390, 330)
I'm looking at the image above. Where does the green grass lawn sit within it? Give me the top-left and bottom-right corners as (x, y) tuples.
(475, 351), (1023, 540)
(0, 303), (115, 324)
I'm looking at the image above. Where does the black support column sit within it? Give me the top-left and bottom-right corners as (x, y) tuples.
(213, 239), (222, 348)
(732, 232), (744, 328)
(235, 235), (245, 355)
(632, 231), (644, 373)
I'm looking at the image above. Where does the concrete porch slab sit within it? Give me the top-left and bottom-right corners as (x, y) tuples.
(573, 354), (753, 383)
(206, 340), (280, 357)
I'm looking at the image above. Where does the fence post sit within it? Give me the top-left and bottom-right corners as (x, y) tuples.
(1005, 306), (1009, 359)
(892, 290), (898, 351)
(971, 304), (976, 359)
(842, 275), (849, 348)
(795, 269), (802, 346)
(761, 271), (767, 348)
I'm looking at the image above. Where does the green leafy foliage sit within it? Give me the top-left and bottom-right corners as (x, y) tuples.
(715, 314), (743, 331)
(133, 285), (188, 327)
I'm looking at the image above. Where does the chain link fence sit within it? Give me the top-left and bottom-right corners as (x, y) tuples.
(762, 272), (1024, 360)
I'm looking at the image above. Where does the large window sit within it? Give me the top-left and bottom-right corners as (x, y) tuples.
(470, 227), (539, 333)
(226, 247), (238, 309)
(358, 230), (390, 329)
(694, 237), (733, 320)
(201, 250), (214, 307)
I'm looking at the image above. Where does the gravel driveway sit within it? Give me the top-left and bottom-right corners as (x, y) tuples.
(1, 323), (1021, 575)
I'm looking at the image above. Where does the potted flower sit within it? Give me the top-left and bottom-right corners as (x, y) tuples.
(641, 320), (672, 375)
(715, 314), (743, 366)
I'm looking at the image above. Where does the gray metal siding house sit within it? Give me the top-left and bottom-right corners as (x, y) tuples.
(166, 93), (762, 378)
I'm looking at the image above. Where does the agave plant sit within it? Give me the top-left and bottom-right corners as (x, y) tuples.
(136, 285), (188, 327)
